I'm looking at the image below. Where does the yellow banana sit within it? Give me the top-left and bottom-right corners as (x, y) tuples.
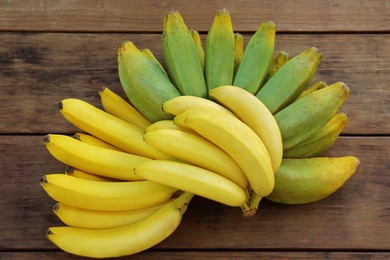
(41, 173), (176, 211)
(163, 11), (207, 97)
(47, 192), (193, 258)
(145, 119), (196, 135)
(44, 134), (149, 181)
(233, 20), (276, 94)
(73, 132), (122, 151)
(144, 128), (249, 189)
(233, 32), (244, 77)
(205, 9), (235, 91)
(58, 98), (173, 160)
(65, 166), (116, 182)
(190, 29), (205, 71)
(266, 156), (360, 204)
(53, 200), (174, 229)
(99, 86), (152, 130)
(141, 48), (168, 76)
(263, 51), (290, 83)
(134, 160), (246, 207)
(283, 112), (349, 158)
(173, 107), (274, 198)
(209, 85), (283, 172)
(297, 81), (327, 99)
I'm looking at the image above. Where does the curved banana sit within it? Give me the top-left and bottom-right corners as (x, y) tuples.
(205, 9), (235, 91)
(163, 11), (207, 97)
(47, 192), (193, 258)
(99, 86), (152, 130)
(266, 156), (360, 204)
(53, 200), (174, 229)
(141, 48), (168, 76)
(275, 82), (350, 150)
(233, 32), (244, 77)
(173, 107), (274, 198)
(144, 128), (249, 189)
(134, 160), (247, 207)
(44, 134), (149, 181)
(73, 132), (122, 151)
(209, 85), (283, 172)
(256, 47), (323, 114)
(283, 112), (349, 158)
(145, 119), (195, 134)
(41, 173), (177, 211)
(190, 29), (205, 71)
(263, 51), (290, 83)
(65, 166), (116, 182)
(233, 20), (276, 94)
(58, 98), (173, 160)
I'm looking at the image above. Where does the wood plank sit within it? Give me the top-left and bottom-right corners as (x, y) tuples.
(0, 136), (388, 250)
(1, 0), (389, 32)
(0, 33), (389, 134)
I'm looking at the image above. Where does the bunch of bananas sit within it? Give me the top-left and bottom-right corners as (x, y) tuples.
(41, 9), (360, 258)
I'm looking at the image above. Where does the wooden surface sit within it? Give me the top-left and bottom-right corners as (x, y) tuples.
(1, 0), (389, 259)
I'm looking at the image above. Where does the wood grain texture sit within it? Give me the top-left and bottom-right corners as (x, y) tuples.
(0, 33), (389, 134)
(1, 0), (389, 32)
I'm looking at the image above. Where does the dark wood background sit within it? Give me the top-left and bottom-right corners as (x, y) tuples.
(1, 0), (389, 259)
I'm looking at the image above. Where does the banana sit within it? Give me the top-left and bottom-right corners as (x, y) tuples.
(162, 95), (236, 117)
(118, 41), (181, 122)
(145, 119), (196, 134)
(44, 134), (149, 181)
(209, 85), (283, 172)
(53, 200), (174, 229)
(233, 20), (276, 94)
(283, 112), (349, 158)
(256, 47), (323, 114)
(143, 128), (249, 189)
(99, 86), (152, 130)
(47, 192), (193, 258)
(233, 32), (244, 77)
(297, 81), (327, 99)
(73, 132), (122, 151)
(58, 98), (173, 160)
(173, 107), (274, 198)
(266, 156), (360, 204)
(163, 11), (207, 97)
(190, 29), (205, 71)
(205, 9), (235, 91)
(141, 48), (168, 76)
(65, 166), (116, 182)
(275, 82), (350, 150)
(41, 173), (177, 211)
(263, 51), (290, 83)
(134, 160), (246, 207)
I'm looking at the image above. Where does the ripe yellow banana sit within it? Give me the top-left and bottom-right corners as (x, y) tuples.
(65, 166), (116, 182)
(275, 82), (350, 150)
(263, 51), (290, 83)
(58, 98), (173, 160)
(145, 119), (196, 134)
(47, 192), (193, 258)
(53, 200), (174, 229)
(233, 20), (276, 94)
(209, 85), (283, 172)
(256, 47), (323, 114)
(173, 107), (274, 198)
(134, 160), (247, 207)
(190, 29), (205, 71)
(266, 156), (360, 204)
(141, 48), (168, 76)
(205, 9), (235, 91)
(143, 128), (249, 189)
(41, 173), (177, 211)
(99, 86), (152, 130)
(297, 81), (327, 99)
(163, 11), (207, 97)
(73, 132), (122, 151)
(118, 41), (181, 122)
(283, 112), (349, 158)
(44, 134), (149, 181)
(233, 32), (244, 77)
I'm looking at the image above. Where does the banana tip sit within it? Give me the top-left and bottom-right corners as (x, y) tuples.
(40, 175), (48, 185)
(57, 101), (63, 110)
(52, 203), (60, 213)
(43, 134), (50, 144)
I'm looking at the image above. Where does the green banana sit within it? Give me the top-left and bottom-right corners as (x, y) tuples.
(283, 112), (349, 158)
(263, 51), (290, 83)
(233, 20), (276, 94)
(256, 47), (323, 114)
(233, 33), (244, 77)
(141, 48), (168, 76)
(275, 82), (350, 150)
(163, 11), (207, 97)
(190, 29), (205, 72)
(266, 156), (360, 204)
(117, 41), (181, 122)
(205, 9), (235, 91)
(297, 81), (327, 99)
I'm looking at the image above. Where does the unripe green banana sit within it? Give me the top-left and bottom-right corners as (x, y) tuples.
(256, 47), (323, 114)
(263, 51), (290, 83)
(205, 9), (235, 91)
(233, 20), (276, 94)
(297, 81), (328, 99)
(190, 29), (205, 72)
(275, 82), (350, 150)
(233, 33), (244, 77)
(266, 156), (360, 204)
(283, 112), (349, 158)
(163, 11), (207, 97)
(118, 41), (181, 122)
(141, 48), (168, 76)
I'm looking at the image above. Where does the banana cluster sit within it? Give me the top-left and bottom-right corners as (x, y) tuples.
(40, 9), (360, 258)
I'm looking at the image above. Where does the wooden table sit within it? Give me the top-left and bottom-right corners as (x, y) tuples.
(1, 1), (389, 259)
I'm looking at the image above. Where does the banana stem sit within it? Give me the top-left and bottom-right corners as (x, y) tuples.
(241, 191), (262, 217)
